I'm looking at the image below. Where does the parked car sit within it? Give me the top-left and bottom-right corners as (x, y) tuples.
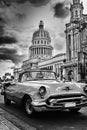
(1, 70), (87, 116)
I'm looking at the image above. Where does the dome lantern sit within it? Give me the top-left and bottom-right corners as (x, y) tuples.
(39, 21), (44, 29)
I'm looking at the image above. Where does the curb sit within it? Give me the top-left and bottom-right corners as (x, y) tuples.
(0, 115), (20, 130)
(0, 108), (36, 130)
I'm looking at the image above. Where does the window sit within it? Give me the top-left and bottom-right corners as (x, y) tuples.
(71, 11), (73, 18)
(41, 41), (43, 44)
(68, 35), (71, 61)
(41, 31), (43, 37)
(75, 10), (78, 17)
(44, 41), (46, 44)
(37, 34), (39, 37)
(38, 41), (39, 44)
(80, 10), (82, 17)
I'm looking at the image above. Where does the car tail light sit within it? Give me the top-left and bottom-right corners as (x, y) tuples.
(39, 86), (46, 98)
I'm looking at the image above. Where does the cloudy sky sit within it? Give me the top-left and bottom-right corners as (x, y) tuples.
(0, 0), (87, 77)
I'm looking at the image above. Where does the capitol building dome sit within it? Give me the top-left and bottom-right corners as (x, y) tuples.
(29, 21), (53, 61)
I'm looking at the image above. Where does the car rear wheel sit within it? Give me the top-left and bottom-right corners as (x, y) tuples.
(69, 108), (81, 113)
(4, 94), (11, 105)
(24, 97), (33, 116)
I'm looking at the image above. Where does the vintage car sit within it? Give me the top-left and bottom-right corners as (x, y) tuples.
(1, 70), (87, 116)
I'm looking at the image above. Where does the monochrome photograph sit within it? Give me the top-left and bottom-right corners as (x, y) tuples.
(0, 0), (87, 130)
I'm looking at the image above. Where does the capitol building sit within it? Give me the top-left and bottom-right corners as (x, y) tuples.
(29, 21), (53, 61)
(14, 0), (87, 82)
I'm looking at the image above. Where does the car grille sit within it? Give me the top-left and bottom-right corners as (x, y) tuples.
(46, 93), (85, 107)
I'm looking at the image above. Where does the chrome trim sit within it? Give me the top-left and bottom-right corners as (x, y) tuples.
(49, 96), (85, 103)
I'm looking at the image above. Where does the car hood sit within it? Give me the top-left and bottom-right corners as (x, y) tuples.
(19, 80), (85, 95)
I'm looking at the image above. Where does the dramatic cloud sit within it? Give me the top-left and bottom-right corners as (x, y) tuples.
(0, 48), (25, 64)
(29, 0), (51, 6)
(0, 17), (6, 23)
(0, 36), (17, 45)
(53, 2), (70, 18)
(1, 0), (51, 6)
(15, 13), (26, 21)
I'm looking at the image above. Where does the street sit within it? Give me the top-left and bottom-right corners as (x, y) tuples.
(0, 95), (87, 130)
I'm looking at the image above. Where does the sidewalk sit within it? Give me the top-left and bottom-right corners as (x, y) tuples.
(0, 107), (36, 130)
(0, 115), (20, 130)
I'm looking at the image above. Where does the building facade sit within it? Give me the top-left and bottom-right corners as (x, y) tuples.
(62, 0), (87, 81)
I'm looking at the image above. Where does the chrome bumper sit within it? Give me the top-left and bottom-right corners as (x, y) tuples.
(32, 97), (87, 112)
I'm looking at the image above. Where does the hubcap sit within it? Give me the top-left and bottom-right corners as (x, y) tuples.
(25, 99), (32, 115)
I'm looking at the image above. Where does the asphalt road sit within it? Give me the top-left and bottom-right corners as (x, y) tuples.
(0, 95), (87, 130)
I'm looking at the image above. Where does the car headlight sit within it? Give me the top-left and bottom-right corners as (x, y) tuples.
(84, 85), (87, 93)
(39, 86), (46, 97)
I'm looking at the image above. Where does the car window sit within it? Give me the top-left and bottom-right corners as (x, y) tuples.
(21, 71), (56, 82)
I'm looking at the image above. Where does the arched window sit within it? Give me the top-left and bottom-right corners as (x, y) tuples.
(41, 31), (43, 37)
(80, 10), (82, 17)
(75, 10), (78, 17)
(71, 11), (73, 18)
(41, 41), (43, 44)
(37, 33), (39, 37)
(44, 41), (46, 44)
(44, 32), (46, 37)
(68, 35), (71, 61)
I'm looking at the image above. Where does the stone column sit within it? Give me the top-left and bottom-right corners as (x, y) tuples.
(41, 48), (43, 54)
(32, 48), (34, 55)
(43, 48), (44, 54)
(37, 48), (39, 54)
(39, 48), (40, 55)
(42, 47), (44, 54)
(46, 48), (47, 55)
(35, 48), (36, 54)
(53, 64), (55, 72)
(44, 48), (46, 54)
(47, 48), (48, 55)
(40, 48), (41, 55)
(37, 48), (38, 55)
(33, 48), (35, 55)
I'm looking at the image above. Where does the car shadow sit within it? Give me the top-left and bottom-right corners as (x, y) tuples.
(1, 102), (87, 128)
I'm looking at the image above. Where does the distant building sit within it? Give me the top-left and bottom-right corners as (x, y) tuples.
(62, 0), (87, 81)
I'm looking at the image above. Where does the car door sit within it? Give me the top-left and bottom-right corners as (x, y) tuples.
(12, 83), (25, 104)
(5, 83), (17, 101)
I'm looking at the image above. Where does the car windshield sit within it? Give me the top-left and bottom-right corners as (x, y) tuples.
(21, 71), (56, 82)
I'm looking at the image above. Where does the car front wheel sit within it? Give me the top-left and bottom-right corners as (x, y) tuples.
(4, 94), (11, 105)
(24, 97), (33, 116)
